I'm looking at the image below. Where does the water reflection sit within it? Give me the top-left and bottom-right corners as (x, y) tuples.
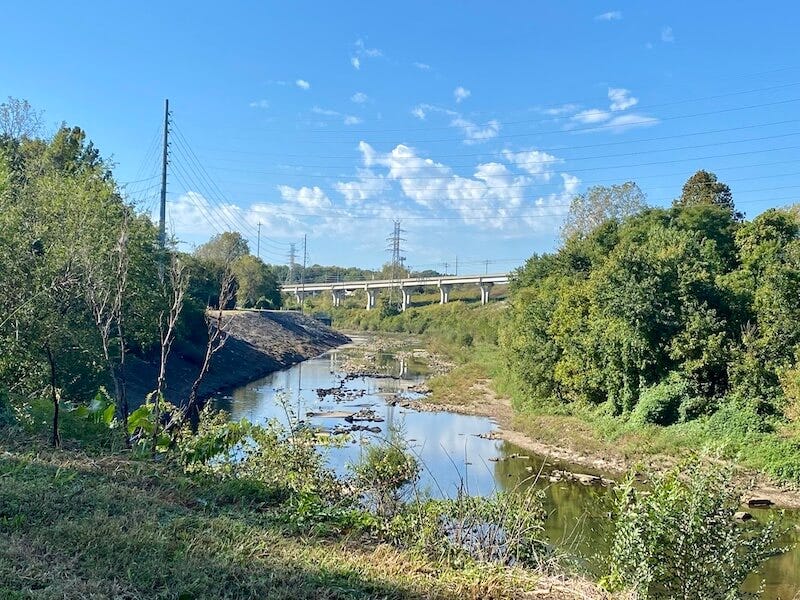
(218, 345), (799, 599)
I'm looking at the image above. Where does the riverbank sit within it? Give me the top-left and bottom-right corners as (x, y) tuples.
(126, 310), (350, 406)
(334, 323), (800, 510)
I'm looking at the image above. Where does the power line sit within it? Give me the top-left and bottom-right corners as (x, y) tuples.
(195, 118), (800, 164)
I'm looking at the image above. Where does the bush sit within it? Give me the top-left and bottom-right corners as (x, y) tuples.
(390, 487), (549, 569)
(631, 374), (691, 426)
(606, 459), (785, 599)
(350, 435), (420, 518)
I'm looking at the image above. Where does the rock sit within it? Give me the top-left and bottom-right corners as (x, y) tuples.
(747, 498), (774, 508)
(734, 511), (754, 522)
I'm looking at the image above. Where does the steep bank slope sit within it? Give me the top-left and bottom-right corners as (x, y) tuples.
(127, 310), (350, 405)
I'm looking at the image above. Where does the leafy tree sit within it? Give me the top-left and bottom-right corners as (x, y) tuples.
(232, 254), (281, 309)
(561, 181), (647, 240)
(195, 231), (249, 268)
(674, 169), (741, 220)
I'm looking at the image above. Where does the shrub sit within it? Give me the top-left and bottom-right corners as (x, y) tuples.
(631, 374), (691, 426)
(606, 459), (785, 599)
(350, 435), (420, 518)
(390, 487), (549, 569)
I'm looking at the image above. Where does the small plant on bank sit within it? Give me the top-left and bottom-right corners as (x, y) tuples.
(350, 430), (420, 518)
(390, 484), (550, 570)
(605, 458), (786, 599)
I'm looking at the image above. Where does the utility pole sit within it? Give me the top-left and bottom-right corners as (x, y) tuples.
(256, 222), (261, 259)
(158, 99), (170, 249)
(300, 234), (307, 312)
(454, 256), (459, 276)
(286, 243), (296, 284)
(484, 259), (490, 275)
(443, 261), (449, 275)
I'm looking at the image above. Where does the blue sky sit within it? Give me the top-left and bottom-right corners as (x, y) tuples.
(3, 1), (800, 273)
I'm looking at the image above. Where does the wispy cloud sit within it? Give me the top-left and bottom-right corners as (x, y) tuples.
(541, 103), (581, 116)
(411, 105), (427, 120)
(454, 86), (471, 103)
(296, 79), (311, 90)
(351, 38), (382, 70)
(312, 106), (363, 126)
(608, 88), (638, 111)
(572, 109), (611, 124)
(248, 99), (270, 109)
(413, 62), (431, 71)
(451, 117), (500, 144)
(595, 11), (622, 21)
(661, 25), (675, 42)
(351, 92), (369, 104)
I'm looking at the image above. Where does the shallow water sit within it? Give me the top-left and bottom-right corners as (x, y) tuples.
(216, 340), (800, 598)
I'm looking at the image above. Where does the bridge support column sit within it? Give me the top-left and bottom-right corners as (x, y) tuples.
(331, 290), (345, 308)
(294, 291), (306, 305)
(479, 282), (494, 305)
(438, 283), (452, 305)
(365, 289), (378, 310)
(401, 287), (413, 312)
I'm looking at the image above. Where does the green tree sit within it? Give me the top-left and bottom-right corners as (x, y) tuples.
(674, 169), (741, 219)
(232, 254), (281, 309)
(195, 231), (249, 268)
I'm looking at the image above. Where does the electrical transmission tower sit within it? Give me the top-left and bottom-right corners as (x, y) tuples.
(286, 243), (297, 284)
(386, 220), (406, 305)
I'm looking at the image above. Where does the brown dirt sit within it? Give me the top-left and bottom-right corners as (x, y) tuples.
(126, 310), (349, 407)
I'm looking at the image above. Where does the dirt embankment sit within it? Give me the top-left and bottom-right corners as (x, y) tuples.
(127, 310), (350, 405)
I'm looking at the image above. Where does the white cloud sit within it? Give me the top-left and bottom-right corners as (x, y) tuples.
(344, 115), (363, 125)
(335, 167), (388, 205)
(312, 106), (339, 117)
(351, 39), (382, 70)
(411, 105), (427, 120)
(661, 26), (675, 42)
(277, 185), (331, 210)
(454, 86), (471, 103)
(608, 87), (638, 111)
(414, 62), (431, 70)
(502, 149), (562, 180)
(248, 99), (270, 109)
(296, 79), (311, 90)
(572, 108), (611, 124)
(595, 11), (622, 21)
(351, 92), (369, 104)
(605, 114), (659, 132)
(451, 117), (500, 144)
(352, 142), (579, 230)
(542, 103), (581, 116)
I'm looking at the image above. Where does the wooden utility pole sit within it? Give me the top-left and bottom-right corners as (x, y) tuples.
(158, 99), (170, 249)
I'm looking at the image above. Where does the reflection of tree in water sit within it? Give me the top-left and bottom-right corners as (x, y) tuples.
(492, 441), (612, 569)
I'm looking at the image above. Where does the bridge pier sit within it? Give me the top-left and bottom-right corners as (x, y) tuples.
(365, 289), (378, 310)
(294, 291), (307, 305)
(438, 283), (452, 305)
(401, 287), (413, 311)
(331, 289), (345, 308)
(479, 282), (494, 305)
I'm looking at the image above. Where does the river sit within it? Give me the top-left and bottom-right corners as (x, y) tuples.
(215, 334), (800, 598)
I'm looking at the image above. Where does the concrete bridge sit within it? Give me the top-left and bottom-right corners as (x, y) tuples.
(282, 273), (510, 311)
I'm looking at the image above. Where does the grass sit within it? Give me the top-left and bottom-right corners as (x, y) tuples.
(0, 427), (600, 600)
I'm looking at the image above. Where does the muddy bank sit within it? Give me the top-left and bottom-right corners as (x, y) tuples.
(127, 310), (350, 406)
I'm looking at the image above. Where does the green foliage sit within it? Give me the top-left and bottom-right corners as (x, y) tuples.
(606, 460), (785, 599)
(389, 487), (548, 569)
(631, 374), (692, 426)
(350, 434), (420, 517)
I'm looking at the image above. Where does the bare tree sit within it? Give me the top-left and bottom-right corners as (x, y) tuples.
(181, 266), (236, 432)
(0, 97), (43, 139)
(150, 254), (188, 453)
(561, 182), (647, 241)
(84, 219), (131, 444)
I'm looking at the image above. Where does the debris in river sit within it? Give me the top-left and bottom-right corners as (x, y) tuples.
(747, 498), (774, 508)
(734, 511), (754, 522)
(549, 469), (614, 487)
